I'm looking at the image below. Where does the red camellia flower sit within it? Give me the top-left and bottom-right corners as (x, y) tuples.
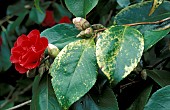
(59, 16), (71, 24)
(10, 29), (48, 74)
(42, 10), (56, 27)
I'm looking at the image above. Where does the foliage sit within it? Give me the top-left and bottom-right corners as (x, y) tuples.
(0, 0), (170, 110)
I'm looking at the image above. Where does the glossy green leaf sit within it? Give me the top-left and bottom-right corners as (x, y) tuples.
(29, 7), (45, 24)
(116, 0), (130, 7)
(41, 24), (80, 50)
(114, 1), (170, 25)
(71, 87), (118, 110)
(144, 28), (170, 51)
(114, 1), (170, 51)
(50, 39), (97, 109)
(0, 100), (14, 110)
(96, 26), (144, 85)
(34, 0), (43, 13)
(144, 85), (170, 110)
(30, 73), (62, 110)
(127, 84), (153, 110)
(0, 32), (11, 72)
(146, 69), (170, 87)
(64, 0), (99, 17)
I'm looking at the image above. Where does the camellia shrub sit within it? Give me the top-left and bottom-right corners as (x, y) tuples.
(0, 0), (170, 110)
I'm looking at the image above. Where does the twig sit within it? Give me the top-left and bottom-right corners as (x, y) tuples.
(0, 16), (13, 25)
(120, 81), (140, 89)
(19, 83), (32, 95)
(124, 17), (170, 26)
(145, 56), (170, 69)
(0, 83), (32, 109)
(7, 100), (31, 110)
(104, 10), (113, 26)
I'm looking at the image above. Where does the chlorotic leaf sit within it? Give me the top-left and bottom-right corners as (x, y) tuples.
(144, 85), (170, 110)
(114, 1), (170, 51)
(114, 1), (170, 25)
(41, 24), (80, 50)
(50, 39), (97, 109)
(96, 26), (144, 85)
(64, 0), (99, 17)
(30, 73), (62, 110)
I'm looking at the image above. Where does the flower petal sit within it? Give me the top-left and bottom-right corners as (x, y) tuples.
(59, 16), (71, 24)
(16, 34), (27, 46)
(42, 10), (56, 27)
(40, 37), (48, 47)
(11, 46), (24, 54)
(27, 29), (40, 44)
(10, 53), (21, 63)
(20, 50), (41, 69)
(15, 63), (28, 74)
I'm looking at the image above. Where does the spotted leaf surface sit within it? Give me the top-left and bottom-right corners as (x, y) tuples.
(50, 39), (97, 109)
(96, 26), (144, 85)
(114, 1), (170, 51)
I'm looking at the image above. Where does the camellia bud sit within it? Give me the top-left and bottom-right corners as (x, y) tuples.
(91, 24), (105, 30)
(47, 44), (60, 58)
(72, 17), (90, 30)
(77, 27), (94, 38)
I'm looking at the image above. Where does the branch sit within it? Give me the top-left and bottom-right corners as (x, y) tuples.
(0, 83), (32, 109)
(124, 17), (170, 26)
(7, 100), (31, 110)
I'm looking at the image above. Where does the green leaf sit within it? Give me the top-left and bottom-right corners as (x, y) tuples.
(114, 1), (170, 51)
(30, 73), (62, 110)
(116, 0), (130, 7)
(34, 0), (43, 13)
(144, 85), (170, 110)
(0, 32), (11, 72)
(41, 24), (80, 50)
(143, 28), (170, 51)
(149, 0), (164, 16)
(114, 1), (170, 25)
(64, 0), (99, 17)
(7, 11), (28, 33)
(41, 1), (51, 10)
(7, 1), (31, 16)
(0, 100), (14, 110)
(0, 83), (12, 97)
(50, 39), (97, 109)
(52, 3), (72, 22)
(96, 26), (144, 85)
(71, 87), (118, 110)
(146, 69), (170, 87)
(127, 84), (153, 110)
(29, 7), (45, 24)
